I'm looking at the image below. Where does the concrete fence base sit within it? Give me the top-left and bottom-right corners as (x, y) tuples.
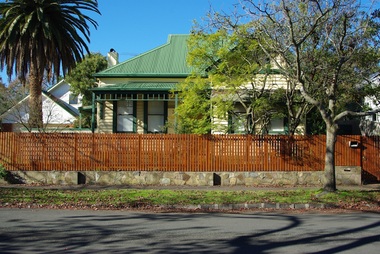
(0, 166), (361, 186)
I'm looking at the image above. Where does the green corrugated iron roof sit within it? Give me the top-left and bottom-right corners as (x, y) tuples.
(92, 82), (177, 92)
(95, 35), (192, 78)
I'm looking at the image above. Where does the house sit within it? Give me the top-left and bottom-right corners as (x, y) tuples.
(92, 34), (293, 134)
(0, 79), (82, 132)
(92, 34), (191, 134)
(360, 73), (380, 135)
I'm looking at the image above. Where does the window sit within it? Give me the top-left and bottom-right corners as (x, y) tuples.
(117, 100), (134, 132)
(229, 104), (250, 134)
(69, 94), (78, 104)
(268, 118), (285, 134)
(147, 101), (165, 133)
(230, 113), (248, 134)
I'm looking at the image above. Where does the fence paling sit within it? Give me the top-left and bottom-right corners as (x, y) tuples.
(362, 136), (380, 181)
(0, 132), (372, 173)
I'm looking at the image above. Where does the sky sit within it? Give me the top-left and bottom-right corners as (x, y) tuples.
(87, 0), (238, 62)
(89, 0), (379, 62)
(0, 0), (379, 84)
(89, 0), (379, 60)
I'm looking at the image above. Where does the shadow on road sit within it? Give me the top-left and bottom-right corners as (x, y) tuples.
(0, 211), (379, 253)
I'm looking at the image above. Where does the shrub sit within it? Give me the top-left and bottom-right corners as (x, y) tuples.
(0, 164), (7, 179)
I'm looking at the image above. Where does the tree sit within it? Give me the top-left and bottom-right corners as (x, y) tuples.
(0, 78), (28, 116)
(175, 74), (213, 134)
(0, 78), (7, 115)
(235, 0), (379, 191)
(66, 53), (107, 106)
(176, 29), (287, 134)
(0, 0), (100, 131)
(197, 0), (380, 191)
(65, 52), (107, 127)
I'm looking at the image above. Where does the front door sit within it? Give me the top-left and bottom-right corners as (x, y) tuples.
(117, 101), (134, 132)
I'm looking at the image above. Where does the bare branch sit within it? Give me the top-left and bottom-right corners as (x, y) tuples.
(335, 109), (380, 122)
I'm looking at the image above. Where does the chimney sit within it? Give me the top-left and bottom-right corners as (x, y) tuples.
(107, 48), (119, 67)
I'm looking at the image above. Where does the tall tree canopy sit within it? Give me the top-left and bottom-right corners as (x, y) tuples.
(204, 0), (380, 191)
(0, 0), (100, 130)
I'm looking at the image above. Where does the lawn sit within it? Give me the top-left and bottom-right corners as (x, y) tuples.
(0, 188), (379, 211)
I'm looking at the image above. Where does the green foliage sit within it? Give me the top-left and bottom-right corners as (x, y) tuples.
(306, 107), (326, 134)
(176, 29), (286, 134)
(0, 164), (7, 179)
(175, 75), (213, 134)
(65, 53), (107, 128)
(65, 53), (108, 106)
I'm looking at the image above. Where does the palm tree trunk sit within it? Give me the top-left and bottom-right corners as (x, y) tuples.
(323, 124), (337, 192)
(28, 67), (43, 130)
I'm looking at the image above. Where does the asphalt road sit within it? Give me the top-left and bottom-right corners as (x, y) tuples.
(0, 209), (379, 253)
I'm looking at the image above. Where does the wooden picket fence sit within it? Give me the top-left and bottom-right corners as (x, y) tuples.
(2, 133), (378, 180)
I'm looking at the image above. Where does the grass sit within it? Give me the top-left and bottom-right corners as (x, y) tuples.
(0, 188), (379, 209)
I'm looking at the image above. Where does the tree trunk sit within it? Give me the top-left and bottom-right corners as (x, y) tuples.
(288, 118), (298, 136)
(324, 125), (338, 192)
(28, 68), (43, 130)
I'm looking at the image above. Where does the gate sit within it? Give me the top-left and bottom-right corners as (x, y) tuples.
(362, 136), (380, 183)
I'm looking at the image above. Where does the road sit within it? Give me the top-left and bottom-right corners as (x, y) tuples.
(0, 209), (379, 253)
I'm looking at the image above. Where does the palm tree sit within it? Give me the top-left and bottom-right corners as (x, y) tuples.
(0, 0), (100, 130)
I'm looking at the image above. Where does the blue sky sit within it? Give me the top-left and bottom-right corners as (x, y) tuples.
(88, 0), (237, 61)
(90, 0), (379, 61)
(90, 0), (379, 60)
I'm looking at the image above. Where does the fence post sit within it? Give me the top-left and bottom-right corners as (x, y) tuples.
(74, 134), (77, 171)
(264, 136), (268, 170)
(91, 133), (95, 171)
(138, 134), (142, 171)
